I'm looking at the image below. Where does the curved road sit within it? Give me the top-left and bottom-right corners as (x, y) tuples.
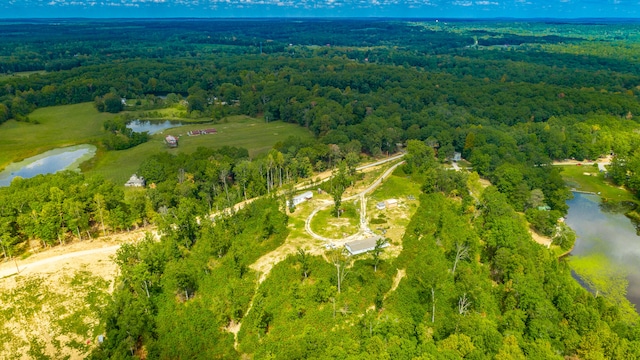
(305, 159), (406, 245)
(1, 155), (406, 279)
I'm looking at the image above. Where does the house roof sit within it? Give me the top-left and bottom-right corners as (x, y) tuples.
(125, 174), (145, 186)
(344, 236), (385, 255)
(293, 191), (314, 201)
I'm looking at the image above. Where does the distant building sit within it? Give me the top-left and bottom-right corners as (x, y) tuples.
(344, 236), (388, 256)
(125, 174), (145, 188)
(598, 163), (607, 172)
(453, 152), (462, 162)
(385, 199), (398, 208)
(376, 202), (386, 210)
(187, 128), (217, 136)
(165, 135), (178, 148)
(287, 191), (313, 208)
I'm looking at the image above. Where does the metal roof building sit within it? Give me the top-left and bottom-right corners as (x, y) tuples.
(287, 191), (313, 208)
(344, 236), (387, 256)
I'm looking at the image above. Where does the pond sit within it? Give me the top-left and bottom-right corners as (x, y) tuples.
(0, 144), (96, 187)
(126, 120), (182, 134)
(565, 192), (640, 311)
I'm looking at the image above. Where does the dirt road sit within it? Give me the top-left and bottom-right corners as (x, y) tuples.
(0, 155), (406, 281)
(0, 229), (149, 281)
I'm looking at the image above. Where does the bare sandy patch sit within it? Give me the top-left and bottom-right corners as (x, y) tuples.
(529, 229), (552, 248)
(0, 228), (151, 360)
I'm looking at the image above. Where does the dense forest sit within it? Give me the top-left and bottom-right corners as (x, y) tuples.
(2, 18), (640, 358)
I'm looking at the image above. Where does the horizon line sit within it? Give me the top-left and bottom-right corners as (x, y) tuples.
(1, 16), (640, 20)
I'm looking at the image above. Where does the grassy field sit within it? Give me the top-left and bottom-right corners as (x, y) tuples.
(558, 164), (637, 203)
(367, 173), (421, 256)
(0, 102), (312, 184)
(90, 115), (312, 184)
(309, 202), (360, 238)
(368, 171), (422, 201)
(0, 103), (112, 170)
(0, 70), (46, 80)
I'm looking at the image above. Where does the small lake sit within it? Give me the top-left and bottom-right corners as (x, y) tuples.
(566, 192), (640, 310)
(0, 144), (96, 187)
(126, 120), (182, 135)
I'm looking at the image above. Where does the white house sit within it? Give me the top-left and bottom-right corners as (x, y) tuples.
(288, 191), (313, 208)
(453, 152), (462, 162)
(125, 174), (145, 187)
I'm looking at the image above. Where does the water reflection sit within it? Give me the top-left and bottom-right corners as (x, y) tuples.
(566, 192), (640, 310)
(126, 120), (182, 134)
(0, 144), (96, 187)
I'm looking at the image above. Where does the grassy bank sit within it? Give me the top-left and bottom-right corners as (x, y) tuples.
(559, 164), (637, 204)
(0, 103), (112, 170)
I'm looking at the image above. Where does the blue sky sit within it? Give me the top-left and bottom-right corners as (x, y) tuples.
(3, 0), (639, 18)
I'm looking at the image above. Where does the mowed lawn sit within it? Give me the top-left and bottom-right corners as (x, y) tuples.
(0, 103), (112, 169)
(559, 164), (637, 203)
(89, 115), (313, 184)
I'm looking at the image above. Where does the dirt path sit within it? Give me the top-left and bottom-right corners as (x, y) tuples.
(385, 268), (406, 299)
(0, 228), (151, 281)
(529, 229), (552, 248)
(551, 155), (612, 166)
(304, 160), (405, 245)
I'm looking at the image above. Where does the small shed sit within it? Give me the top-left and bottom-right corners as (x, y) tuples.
(453, 152), (462, 162)
(376, 202), (386, 210)
(288, 191), (313, 208)
(344, 236), (388, 256)
(125, 174), (145, 188)
(385, 199), (398, 208)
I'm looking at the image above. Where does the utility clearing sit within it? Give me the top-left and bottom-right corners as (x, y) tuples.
(0, 229), (149, 360)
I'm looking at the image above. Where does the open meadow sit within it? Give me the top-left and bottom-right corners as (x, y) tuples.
(0, 103), (112, 170)
(89, 115), (312, 184)
(0, 102), (312, 184)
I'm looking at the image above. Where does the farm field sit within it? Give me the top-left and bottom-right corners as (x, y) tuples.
(0, 103), (112, 171)
(89, 115), (313, 184)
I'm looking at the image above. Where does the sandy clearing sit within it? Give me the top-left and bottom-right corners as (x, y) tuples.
(529, 229), (552, 248)
(552, 155), (612, 166)
(0, 228), (151, 281)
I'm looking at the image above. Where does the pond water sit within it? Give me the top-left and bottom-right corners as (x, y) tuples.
(0, 144), (96, 187)
(565, 192), (640, 310)
(126, 120), (182, 134)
